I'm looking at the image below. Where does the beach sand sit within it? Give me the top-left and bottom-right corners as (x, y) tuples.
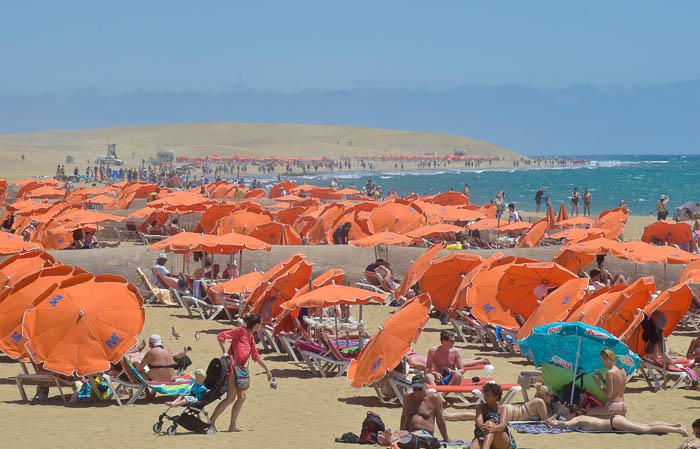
(0, 122), (523, 182)
(0, 244), (696, 449)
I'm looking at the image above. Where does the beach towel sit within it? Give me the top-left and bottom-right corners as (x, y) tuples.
(510, 421), (572, 434)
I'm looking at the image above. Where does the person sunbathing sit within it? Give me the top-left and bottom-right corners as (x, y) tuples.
(134, 334), (189, 382)
(423, 330), (465, 387)
(444, 384), (556, 423)
(546, 405), (688, 436)
(406, 351), (490, 372)
(586, 349), (628, 417)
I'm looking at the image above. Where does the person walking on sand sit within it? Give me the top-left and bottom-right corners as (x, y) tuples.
(583, 187), (592, 216)
(210, 314), (273, 433)
(571, 186), (581, 216)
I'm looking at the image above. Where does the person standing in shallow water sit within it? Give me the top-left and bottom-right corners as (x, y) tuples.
(571, 186), (581, 216)
(583, 187), (592, 216)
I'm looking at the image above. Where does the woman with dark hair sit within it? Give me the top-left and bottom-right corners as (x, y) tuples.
(210, 314), (273, 432)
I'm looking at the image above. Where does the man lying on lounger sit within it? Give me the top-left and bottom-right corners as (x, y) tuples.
(378, 374), (449, 446)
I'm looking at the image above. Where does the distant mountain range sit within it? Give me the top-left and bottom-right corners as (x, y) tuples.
(1, 81), (698, 155)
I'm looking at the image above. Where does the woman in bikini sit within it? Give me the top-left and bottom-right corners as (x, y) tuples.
(470, 383), (517, 449)
(586, 349), (627, 417)
(546, 405), (688, 436)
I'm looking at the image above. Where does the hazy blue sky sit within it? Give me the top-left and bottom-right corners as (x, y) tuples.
(2, 1), (699, 93)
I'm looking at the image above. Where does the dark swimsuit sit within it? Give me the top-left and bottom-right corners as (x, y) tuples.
(610, 415), (619, 431)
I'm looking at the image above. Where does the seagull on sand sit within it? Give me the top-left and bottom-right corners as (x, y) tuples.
(171, 326), (182, 340)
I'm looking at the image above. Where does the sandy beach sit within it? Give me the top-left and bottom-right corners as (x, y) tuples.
(0, 244), (696, 449)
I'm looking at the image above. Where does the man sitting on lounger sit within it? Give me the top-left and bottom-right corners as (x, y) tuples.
(151, 253), (180, 288)
(424, 330), (464, 387)
(379, 374), (449, 446)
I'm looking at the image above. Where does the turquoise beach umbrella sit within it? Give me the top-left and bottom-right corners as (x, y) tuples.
(515, 321), (640, 377)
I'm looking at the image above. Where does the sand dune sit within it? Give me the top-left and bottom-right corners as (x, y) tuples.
(0, 122), (522, 182)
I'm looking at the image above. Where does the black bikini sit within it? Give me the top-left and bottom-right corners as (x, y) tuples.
(610, 415), (619, 431)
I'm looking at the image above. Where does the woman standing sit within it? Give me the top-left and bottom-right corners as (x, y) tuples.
(571, 187), (580, 217)
(210, 314), (273, 432)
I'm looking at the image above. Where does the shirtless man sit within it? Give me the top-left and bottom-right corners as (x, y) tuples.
(424, 330), (464, 386)
(401, 374), (449, 440)
(587, 349), (627, 417)
(134, 334), (188, 382)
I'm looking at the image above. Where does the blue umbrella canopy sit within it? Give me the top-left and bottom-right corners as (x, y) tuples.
(515, 321), (640, 376)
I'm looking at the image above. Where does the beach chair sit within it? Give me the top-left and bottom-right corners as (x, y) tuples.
(681, 310), (700, 332)
(450, 311), (492, 347)
(103, 358), (193, 406)
(136, 267), (175, 305)
(296, 333), (351, 378)
(639, 358), (693, 391)
(372, 370), (414, 405)
(170, 288), (225, 321)
(429, 379), (523, 406)
(15, 372), (80, 404)
(517, 369), (543, 401)
(258, 325), (282, 354)
(356, 271), (392, 295)
(202, 283), (243, 322)
(138, 232), (166, 245)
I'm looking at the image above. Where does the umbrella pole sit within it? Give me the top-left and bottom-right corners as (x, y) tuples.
(239, 251), (244, 274)
(359, 305), (364, 352)
(229, 252), (234, 279)
(570, 336), (582, 405)
(664, 262), (667, 288)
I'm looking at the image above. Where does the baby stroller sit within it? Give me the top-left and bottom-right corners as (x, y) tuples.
(153, 356), (231, 435)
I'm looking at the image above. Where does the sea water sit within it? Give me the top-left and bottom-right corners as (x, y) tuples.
(280, 155), (699, 215)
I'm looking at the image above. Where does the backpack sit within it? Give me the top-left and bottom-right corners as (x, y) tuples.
(359, 411), (385, 444)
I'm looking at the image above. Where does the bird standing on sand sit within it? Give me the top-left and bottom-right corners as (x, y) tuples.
(172, 326), (182, 340)
(194, 330), (201, 341)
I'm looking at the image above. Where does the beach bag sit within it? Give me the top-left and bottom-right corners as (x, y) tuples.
(558, 371), (585, 406)
(396, 430), (440, 449)
(359, 411), (385, 444)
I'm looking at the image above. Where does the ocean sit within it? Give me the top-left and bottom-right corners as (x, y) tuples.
(282, 154), (699, 216)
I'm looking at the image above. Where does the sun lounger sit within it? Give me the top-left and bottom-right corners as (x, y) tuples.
(258, 325), (282, 354)
(428, 379), (522, 405)
(356, 271), (398, 304)
(295, 334), (351, 378)
(103, 358), (193, 406)
(517, 369), (543, 401)
(138, 232), (166, 245)
(170, 288), (225, 320)
(136, 267), (175, 305)
(639, 358), (693, 391)
(202, 282), (242, 322)
(15, 372), (80, 404)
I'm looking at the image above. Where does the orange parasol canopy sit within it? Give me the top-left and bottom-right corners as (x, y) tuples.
(195, 204), (239, 234)
(0, 250), (56, 288)
(594, 277), (656, 337)
(149, 191), (215, 212)
(245, 254), (307, 311)
(366, 201), (426, 234)
(679, 260), (700, 284)
(447, 252), (504, 317)
(555, 216), (594, 228)
(622, 283), (692, 356)
(547, 227), (607, 243)
(280, 284), (385, 310)
(349, 231), (415, 247)
(394, 243), (445, 299)
(496, 262), (577, 319)
(466, 263), (520, 330)
(0, 231), (44, 256)
(0, 266), (86, 360)
(347, 294), (430, 387)
(425, 191), (470, 206)
(516, 218), (548, 248)
(216, 210), (273, 235)
(418, 253), (484, 312)
(407, 224), (464, 239)
(466, 218), (502, 231)
(295, 268), (345, 296)
(22, 273), (145, 376)
(274, 206), (307, 226)
(269, 180), (297, 199)
(24, 186), (66, 200)
(249, 222), (302, 245)
(211, 271), (264, 296)
(150, 231), (271, 254)
(336, 188), (361, 196)
(515, 278), (589, 340)
(249, 260), (313, 320)
(618, 241), (700, 265)
(497, 221), (533, 233)
(441, 207), (485, 223)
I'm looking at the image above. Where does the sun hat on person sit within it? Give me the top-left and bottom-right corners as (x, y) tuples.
(157, 253), (168, 261)
(148, 334), (163, 347)
(411, 374), (426, 389)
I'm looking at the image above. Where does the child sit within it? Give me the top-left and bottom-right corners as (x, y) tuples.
(165, 369), (208, 408)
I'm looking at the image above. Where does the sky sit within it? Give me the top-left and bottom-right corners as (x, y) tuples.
(1, 1), (699, 93)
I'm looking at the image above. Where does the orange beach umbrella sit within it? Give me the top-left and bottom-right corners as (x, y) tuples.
(211, 271), (264, 296)
(418, 253), (484, 312)
(496, 262), (577, 319)
(0, 266), (86, 360)
(516, 278), (589, 340)
(0, 250), (56, 289)
(394, 243), (445, 299)
(641, 220), (693, 246)
(22, 273), (145, 376)
(0, 231), (44, 256)
(349, 231), (415, 247)
(280, 284), (385, 310)
(249, 222), (303, 245)
(347, 294), (431, 387)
